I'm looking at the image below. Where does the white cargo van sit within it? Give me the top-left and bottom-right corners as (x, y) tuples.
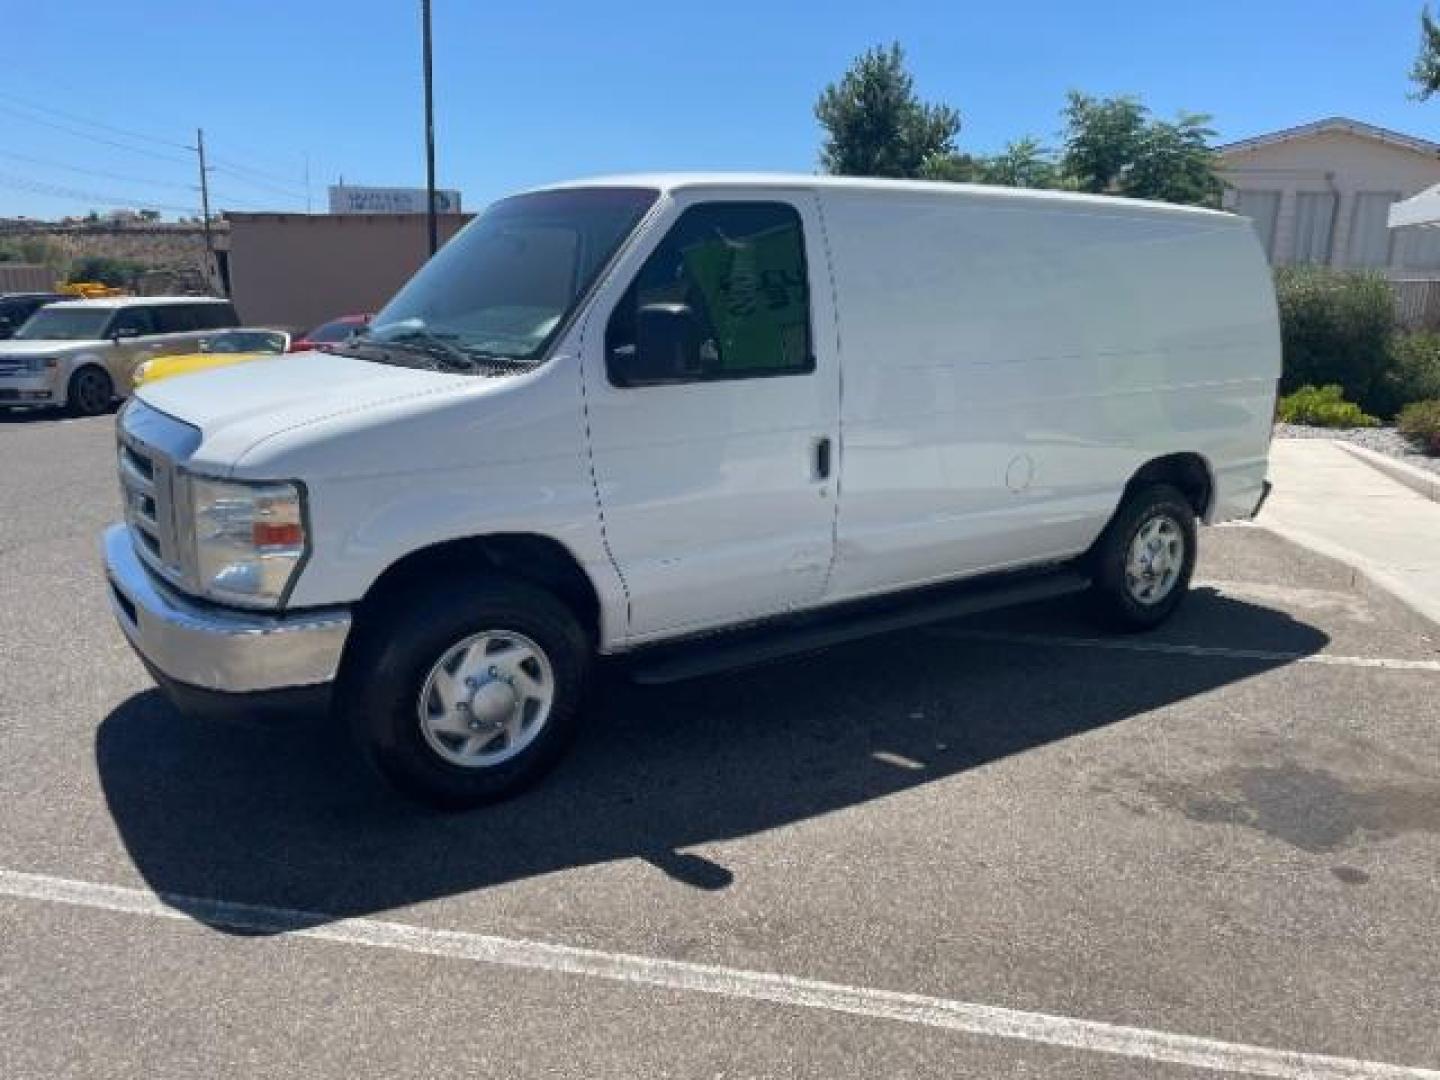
(103, 175), (1278, 807)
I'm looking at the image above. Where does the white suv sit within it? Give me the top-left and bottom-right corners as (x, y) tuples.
(0, 296), (239, 415)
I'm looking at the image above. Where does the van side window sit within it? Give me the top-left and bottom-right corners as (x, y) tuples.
(108, 307), (156, 338)
(606, 202), (813, 386)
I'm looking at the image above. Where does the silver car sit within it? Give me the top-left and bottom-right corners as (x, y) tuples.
(0, 296), (240, 416)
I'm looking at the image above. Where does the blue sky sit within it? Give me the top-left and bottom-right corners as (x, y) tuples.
(2, 0), (1436, 219)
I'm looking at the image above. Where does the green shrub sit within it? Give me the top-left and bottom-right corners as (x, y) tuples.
(1277, 384), (1380, 428)
(1274, 268), (1395, 411)
(1397, 399), (1440, 454)
(66, 255), (146, 288)
(1375, 332), (1440, 417)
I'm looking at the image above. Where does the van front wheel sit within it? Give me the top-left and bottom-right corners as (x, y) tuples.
(1087, 483), (1196, 632)
(344, 575), (590, 810)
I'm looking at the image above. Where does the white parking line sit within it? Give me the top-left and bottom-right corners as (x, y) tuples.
(3, 868), (1437, 1080)
(927, 628), (1440, 673)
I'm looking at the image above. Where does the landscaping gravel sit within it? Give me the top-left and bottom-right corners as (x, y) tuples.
(1275, 423), (1440, 477)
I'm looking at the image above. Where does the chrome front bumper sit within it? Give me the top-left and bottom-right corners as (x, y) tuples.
(103, 524), (351, 694)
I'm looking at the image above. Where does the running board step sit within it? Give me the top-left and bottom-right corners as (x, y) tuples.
(629, 569), (1091, 686)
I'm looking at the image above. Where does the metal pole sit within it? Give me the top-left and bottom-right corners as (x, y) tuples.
(422, 0), (438, 256)
(195, 128), (218, 293)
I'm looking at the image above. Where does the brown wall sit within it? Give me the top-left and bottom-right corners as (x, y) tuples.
(227, 213), (472, 332)
(0, 264), (54, 292)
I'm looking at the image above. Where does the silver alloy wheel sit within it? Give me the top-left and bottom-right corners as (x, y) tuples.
(1124, 513), (1184, 605)
(416, 630), (556, 768)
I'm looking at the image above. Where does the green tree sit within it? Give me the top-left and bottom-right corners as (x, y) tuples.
(1411, 5), (1440, 98)
(1060, 93), (1148, 193)
(67, 255), (145, 288)
(0, 235), (67, 268)
(977, 137), (1066, 188)
(1122, 113), (1223, 204)
(921, 138), (1066, 189)
(1061, 92), (1221, 206)
(815, 43), (960, 177)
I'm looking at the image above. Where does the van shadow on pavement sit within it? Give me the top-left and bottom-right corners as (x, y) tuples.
(96, 588), (1329, 934)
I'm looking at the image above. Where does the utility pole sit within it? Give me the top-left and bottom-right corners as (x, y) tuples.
(194, 127), (218, 292)
(422, 0), (438, 256)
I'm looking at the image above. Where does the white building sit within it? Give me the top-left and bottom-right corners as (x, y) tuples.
(1215, 116), (1440, 273)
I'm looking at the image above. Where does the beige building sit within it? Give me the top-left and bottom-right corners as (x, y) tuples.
(227, 211), (471, 331)
(1216, 116), (1440, 273)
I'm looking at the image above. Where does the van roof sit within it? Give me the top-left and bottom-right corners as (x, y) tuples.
(528, 172), (1238, 223)
(44, 296), (231, 311)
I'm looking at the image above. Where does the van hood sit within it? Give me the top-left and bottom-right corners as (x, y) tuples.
(135, 351), (467, 469)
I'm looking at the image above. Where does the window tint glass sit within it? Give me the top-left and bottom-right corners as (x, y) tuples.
(607, 201), (812, 385)
(152, 306), (199, 334)
(12, 306), (111, 341)
(208, 330), (286, 354)
(192, 303), (238, 330)
(306, 319), (360, 343)
(365, 187), (656, 367)
(108, 307), (156, 337)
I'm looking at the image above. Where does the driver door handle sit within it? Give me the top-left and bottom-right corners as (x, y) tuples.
(812, 436), (832, 481)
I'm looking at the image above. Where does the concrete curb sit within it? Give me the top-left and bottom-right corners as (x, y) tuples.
(1331, 440), (1440, 503)
(1250, 519), (1440, 630)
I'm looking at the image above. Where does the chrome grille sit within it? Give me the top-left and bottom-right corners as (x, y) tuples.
(116, 400), (202, 591)
(0, 359), (30, 376)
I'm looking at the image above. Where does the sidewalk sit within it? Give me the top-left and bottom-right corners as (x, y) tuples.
(1258, 438), (1440, 627)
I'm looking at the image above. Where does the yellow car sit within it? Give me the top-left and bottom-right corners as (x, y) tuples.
(133, 328), (291, 387)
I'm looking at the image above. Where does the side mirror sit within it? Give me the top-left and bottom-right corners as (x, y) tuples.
(611, 303), (708, 386)
(112, 326), (141, 341)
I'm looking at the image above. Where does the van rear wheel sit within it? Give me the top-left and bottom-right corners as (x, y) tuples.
(67, 366), (113, 417)
(1087, 483), (1196, 632)
(343, 575), (590, 810)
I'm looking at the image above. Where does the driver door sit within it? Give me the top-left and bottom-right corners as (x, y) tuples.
(578, 192), (841, 643)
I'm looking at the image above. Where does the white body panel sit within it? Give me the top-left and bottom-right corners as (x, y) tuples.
(125, 174), (1280, 657)
(817, 186), (1277, 600)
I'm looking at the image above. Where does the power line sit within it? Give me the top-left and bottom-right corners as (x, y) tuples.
(0, 90), (192, 151)
(209, 161), (308, 200)
(0, 171), (200, 215)
(0, 152), (273, 211)
(209, 154), (308, 191)
(0, 94), (309, 206)
(0, 103), (194, 166)
(0, 149), (198, 193)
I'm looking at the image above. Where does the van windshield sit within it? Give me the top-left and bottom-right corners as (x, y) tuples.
(12, 307), (112, 341)
(346, 186), (658, 372)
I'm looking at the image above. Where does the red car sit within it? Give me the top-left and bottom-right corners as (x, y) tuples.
(291, 313), (372, 352)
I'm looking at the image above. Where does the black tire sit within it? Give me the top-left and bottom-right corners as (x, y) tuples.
(67, 366), (113, 417)
(1086, 483), (1197, 632)
(342, 574), (590, 810)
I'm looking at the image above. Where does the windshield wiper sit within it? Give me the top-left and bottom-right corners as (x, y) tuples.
(334, 337), (447, 372)
(383, 328), (482, 372)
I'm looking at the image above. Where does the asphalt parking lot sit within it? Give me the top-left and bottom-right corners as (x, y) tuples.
(2, 410), (1439, 1079)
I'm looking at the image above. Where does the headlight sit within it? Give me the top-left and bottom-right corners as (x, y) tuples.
(188, 476), (307, 608)
(22, 357), (58, 374)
